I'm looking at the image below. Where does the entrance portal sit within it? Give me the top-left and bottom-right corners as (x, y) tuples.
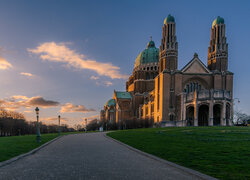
(186, 106), (194, 126)
(213, 104), (221, 126)
(198, 105), (209, 126)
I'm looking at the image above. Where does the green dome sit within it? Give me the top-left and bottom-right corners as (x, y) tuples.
(164, 14), (175, 24)
(212, 16), (224, 27)
(134, 40), (159, 68)
(105, 99), (115, 107)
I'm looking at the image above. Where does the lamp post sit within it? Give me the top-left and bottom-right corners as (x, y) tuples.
(58, 115), (61, 136)
(35, 107), (41, 143)
(85, 118), (87, 133)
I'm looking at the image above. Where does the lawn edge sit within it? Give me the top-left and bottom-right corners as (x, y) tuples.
(0, 135), (63, 168)
(105, 132), (217, 180)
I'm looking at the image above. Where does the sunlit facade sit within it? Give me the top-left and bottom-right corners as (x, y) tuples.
(101, 15), (233, 127)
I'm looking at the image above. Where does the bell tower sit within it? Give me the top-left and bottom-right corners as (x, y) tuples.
(159, 14), (178, 73)
(207, 16), (228, 72)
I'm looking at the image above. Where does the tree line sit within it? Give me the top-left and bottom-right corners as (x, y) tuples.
(0, 109), (74, 136)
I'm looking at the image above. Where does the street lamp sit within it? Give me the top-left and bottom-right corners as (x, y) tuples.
(58, 115), (61, 136)
(85, 118), (87, 133)
(35, 107), (41, 143)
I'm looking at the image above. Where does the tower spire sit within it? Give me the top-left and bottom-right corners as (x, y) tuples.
(159, 14), (178, 72)
(207, 16), (228, 72)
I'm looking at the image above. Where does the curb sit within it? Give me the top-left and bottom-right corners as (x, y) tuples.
(0, 135), (64, 168)
(104, 133), (217, 180)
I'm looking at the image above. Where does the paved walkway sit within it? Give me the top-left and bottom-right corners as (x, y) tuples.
(0, 133), (213, 180)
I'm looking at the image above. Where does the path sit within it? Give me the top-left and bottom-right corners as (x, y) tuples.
(0, 133), (214, 180)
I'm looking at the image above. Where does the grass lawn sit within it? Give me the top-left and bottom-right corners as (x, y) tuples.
(0, 131), (84, 162)
(107, 126), (250, 180)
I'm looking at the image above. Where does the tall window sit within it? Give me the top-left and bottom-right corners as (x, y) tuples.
(170, 114), (174, 121)
(185, 82), (202, 93)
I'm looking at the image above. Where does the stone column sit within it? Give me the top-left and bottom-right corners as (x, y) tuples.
(183, 105), (186, 126)
(139, 106), (142, 119)
(194, 91), (198, 126)
(229, 103), (233, 126)
(221, 101), (226, 126)
(209, 101), (214, 126)
(182, 93), (186, 127)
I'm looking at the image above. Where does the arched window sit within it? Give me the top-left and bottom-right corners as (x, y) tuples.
(170, 114), (174, 121)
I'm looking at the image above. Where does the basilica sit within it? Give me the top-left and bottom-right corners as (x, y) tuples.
(100, 15), (233, 127)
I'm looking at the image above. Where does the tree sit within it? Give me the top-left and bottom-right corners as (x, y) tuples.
(234, 109), (250, 125)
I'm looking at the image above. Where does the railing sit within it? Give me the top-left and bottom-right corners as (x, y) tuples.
(184, 89), (231, 102)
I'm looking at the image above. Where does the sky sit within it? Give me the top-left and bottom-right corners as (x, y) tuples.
(0, 0), (249, 127)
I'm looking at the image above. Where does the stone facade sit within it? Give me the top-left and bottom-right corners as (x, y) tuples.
(101, 15), (233, 127)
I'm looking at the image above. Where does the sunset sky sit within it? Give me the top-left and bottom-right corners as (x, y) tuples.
(0, 0), (249, 127)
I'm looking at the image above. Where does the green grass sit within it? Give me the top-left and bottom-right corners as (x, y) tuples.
(107, 126), (250, 180)
(0, 131), (85, 162)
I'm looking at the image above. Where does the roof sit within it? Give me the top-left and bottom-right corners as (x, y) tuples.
(181, 53), (210, 74)
(212, 16), (224, 27)
(105, 99), (116, 107)
(164, 14), (175, 24)
(114, 91), (132, 99)
(134, 40), (159, 68)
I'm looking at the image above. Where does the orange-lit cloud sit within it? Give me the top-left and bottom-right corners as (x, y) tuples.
(20, 72), (34, 77)
(60, 103), (95, 113)
(0, 56), (12, 70)
(40, 117), (68, 125)
(23, 110), (32, 113)
(28, 42), (128, 79)
(82, 114), (99, 120)
(0, 95), (60, 110)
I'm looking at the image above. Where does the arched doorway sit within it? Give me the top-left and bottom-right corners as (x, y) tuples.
(213, 104), (221, 126)
(198, 104), (209, 126)
(226, 103), (231, 126)
(186, 106), (194, 126)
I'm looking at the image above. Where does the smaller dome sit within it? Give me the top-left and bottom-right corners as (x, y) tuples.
(105, 99), (116, 107)
(164, 14), (175, 24)
(212, 16), (224, 27)
(147, 40), (155, 48)
(134, 39), (159, 68)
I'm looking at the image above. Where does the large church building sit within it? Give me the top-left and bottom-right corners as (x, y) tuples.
(100, 15), (233, 127)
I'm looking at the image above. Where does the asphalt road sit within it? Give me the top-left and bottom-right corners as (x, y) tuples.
(0, 133), (213, 180)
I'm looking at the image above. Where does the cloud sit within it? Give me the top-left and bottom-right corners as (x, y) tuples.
(28, 42), (128, 79)
(0, 56), (12, 70)
(26, 96), (59, 107)
(90, 76), (99, 80)
(20, 72), (34, 77)
(23, 110), (32, 113)
(41, 117), (68, 125)
(95, 81), (113, 87)
(0, 95), (60, 110)
(60, 103), (95, 113)
(11, 95), (29, 100)
(104, 81), (113, 87)
(82, 114), (99, 120)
